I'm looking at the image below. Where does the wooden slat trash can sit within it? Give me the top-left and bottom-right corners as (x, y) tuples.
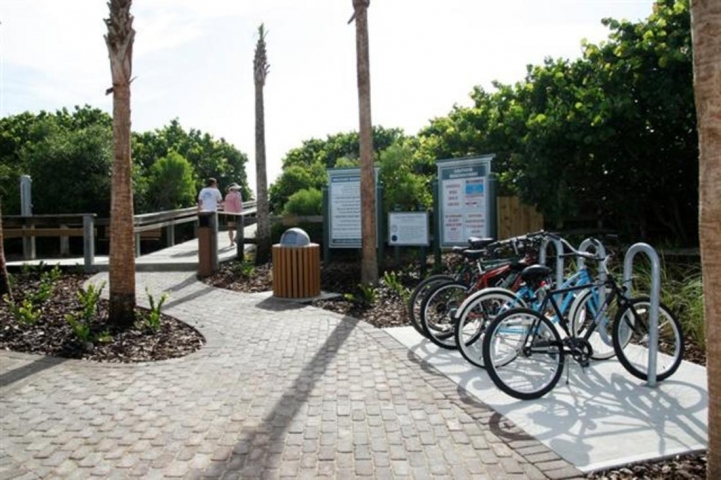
(272, 228), (321, 299)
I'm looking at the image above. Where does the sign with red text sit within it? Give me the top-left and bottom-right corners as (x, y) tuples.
(437, 156), (493, 247)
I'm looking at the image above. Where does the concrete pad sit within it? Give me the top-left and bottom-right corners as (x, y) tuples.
(385, 326), (708, 473)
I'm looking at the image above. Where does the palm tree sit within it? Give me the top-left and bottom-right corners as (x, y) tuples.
(690, 0), (721, 476)
(253, 24), (271, 265)
(0, 199), (11, 298)
(351, 0), (378, 285)
(104, 0), (136, 327)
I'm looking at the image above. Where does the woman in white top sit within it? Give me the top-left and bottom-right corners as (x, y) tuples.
(197, 178), (222, 212)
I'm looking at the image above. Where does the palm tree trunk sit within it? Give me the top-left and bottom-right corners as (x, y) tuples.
(105, 0), (136, 326)
(690, 0), (721, 477)
(0, 199), (11, 298)
(254, 82), (271, 265)
(253, 24), (271, 266)
(353, 0), (378, 285)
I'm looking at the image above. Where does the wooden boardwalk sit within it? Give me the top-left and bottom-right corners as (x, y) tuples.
(6, 224), (256, 272)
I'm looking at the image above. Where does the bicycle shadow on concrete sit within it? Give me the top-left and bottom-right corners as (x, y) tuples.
(385, 325), (707, 473)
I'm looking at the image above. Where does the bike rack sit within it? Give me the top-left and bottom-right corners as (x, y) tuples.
(623, 243), (661, 387)
(539, 237), (564, 289)
(578, 238), (608, 308)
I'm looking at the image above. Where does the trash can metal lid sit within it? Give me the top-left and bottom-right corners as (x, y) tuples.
(279, 228), (311, 247)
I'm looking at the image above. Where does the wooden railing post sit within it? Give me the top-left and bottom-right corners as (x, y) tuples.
(166, 224), (175, 246)
(22, 217), (36, 260)
(83, 215), (95, 272)
(60, 224), (70, 256)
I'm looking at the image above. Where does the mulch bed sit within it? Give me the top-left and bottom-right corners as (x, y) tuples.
(0, 270), (204, 363)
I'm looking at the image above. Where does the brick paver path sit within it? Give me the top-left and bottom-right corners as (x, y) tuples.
(0, 272), (583, 479)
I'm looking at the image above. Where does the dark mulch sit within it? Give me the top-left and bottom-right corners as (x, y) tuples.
(0, 270), (204, 363)
(0, 261), (707, 478)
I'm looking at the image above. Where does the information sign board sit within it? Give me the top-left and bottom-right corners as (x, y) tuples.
(388, 212), (429, 246)
(436, 155), (494, 247)
(327, 167), (379, 248)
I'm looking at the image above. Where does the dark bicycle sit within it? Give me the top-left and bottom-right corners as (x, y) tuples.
(481, 249), (684, 400)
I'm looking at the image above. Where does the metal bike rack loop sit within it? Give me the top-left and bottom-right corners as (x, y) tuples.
(578, 238), (608, 308)
(539, 237), (564, 289)
(623, 243), (661, 387)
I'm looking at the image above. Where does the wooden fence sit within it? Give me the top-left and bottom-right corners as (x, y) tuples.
(496, 196), (544, 240)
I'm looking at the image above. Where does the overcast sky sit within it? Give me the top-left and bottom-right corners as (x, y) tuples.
(1, 0), (655, 191)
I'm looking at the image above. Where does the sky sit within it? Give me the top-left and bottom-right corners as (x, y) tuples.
(1, 0), (655, 192)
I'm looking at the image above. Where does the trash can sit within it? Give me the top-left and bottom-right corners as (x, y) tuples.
(272, 228), (321, 298)
(197, 211), (218, 277)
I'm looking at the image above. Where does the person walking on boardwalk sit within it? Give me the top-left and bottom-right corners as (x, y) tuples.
(224, 183), (243, 245)
(197, 178), (222, 212)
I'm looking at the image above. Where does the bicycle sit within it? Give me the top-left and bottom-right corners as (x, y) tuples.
(407, 236), (500, 337)
(419, 233), (543, 349)
(481, 252), (683, 400)
(454, 233), (600, 368)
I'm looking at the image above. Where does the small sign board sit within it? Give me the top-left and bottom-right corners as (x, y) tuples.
(388, 212), (429, 246)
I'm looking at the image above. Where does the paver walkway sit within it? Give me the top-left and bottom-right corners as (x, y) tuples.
(0, 272), (583, 479)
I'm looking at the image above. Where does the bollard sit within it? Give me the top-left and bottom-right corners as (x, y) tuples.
(539, 237), (564, 289)
(623, 243), (661, 387)
(197, 211), (218, 277)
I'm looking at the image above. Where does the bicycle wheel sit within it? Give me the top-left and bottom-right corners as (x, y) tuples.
(420, 281), (469, 349)
(569, 288), (617, 360)
(408, 274), (454, 337)
(482, 308), (564, 400)
(612, 297), (684, 382)
(454, 288), (522, 368)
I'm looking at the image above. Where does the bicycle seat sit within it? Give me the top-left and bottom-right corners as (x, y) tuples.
(461, 249), (486, 261)
(467, 237), (495, 249)
(510, 260), (529, 272)
(520, 264), (552, 284)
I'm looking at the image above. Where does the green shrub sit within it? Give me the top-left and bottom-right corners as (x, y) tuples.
(65, 282), (105, 344)
(382, 271), (410, 302)
(283, 188), (323, 216)
(141, 288), (168, 333)
(3, 296), (41, 325)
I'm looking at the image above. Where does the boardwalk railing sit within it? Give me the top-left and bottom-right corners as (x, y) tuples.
(2, 201), (259, 271)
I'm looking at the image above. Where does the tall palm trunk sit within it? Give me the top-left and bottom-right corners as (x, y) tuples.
(352, 0), (378, 285)
(0, 199), (11, 298)
(690, 0), (721, 477)
(254, 24), (271, 265)
(105, 0), (136, 326)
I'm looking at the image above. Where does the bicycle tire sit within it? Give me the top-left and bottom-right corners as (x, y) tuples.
(454, 288), (522, 368)
(569, 287), (617, 360)
(420, 281), (469, 349)
(408, 274), (454, 337)
(482, 308), (564, 400)
(612, 297), (684, 382)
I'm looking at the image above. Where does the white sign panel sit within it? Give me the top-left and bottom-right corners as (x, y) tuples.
(327, 168), (379, 248)
(388, 212), (429, 246)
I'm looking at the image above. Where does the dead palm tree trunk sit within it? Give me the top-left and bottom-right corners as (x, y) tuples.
(351, 0), (378, 285)
(254, 24), (271, 265)
(690, 0), (721, 477)
(0, 199), (11, 298)
(105, 0), (136, 326)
